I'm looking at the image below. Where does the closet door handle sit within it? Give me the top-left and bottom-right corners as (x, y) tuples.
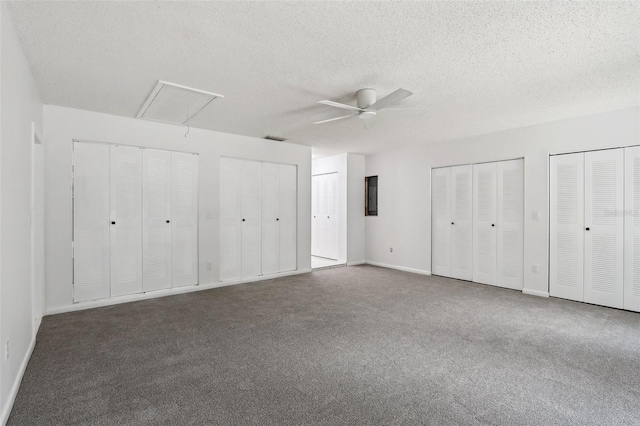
(276, 218), (279, 221)
(242, 219), (246, 222)
(451, 222), (454, 225)
(491, 224), (495, 227)
(585, 227), (590, 231)
(166, 220), (170, 223)
(111, 221), (116, 225)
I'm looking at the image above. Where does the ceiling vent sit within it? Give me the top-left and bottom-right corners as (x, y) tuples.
(264, 136), (286, 142)
(137, 81), (223, 125)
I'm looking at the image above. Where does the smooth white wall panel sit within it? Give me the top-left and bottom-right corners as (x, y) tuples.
(625, 146), (640, 312)
(279, 164), (298, 272)
(583, 149), (624, 309)
(496, 159), (524, 290)
(450, 165), (473, 281)
(473, 162), (497, 285)
(73, 142), (111, 302)
(431, 167), (451, 277)
(142, 149), (172, 292)
(171, 152), (199, 287)
(549, 153), (585, 301)
(109, 145), (143, 297)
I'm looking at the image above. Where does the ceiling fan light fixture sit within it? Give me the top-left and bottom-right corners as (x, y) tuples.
(358, 111), (376, 120)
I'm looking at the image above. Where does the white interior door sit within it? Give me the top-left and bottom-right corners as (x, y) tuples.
(171, 152), (199, 287)
(311, 174), (322, 257)
(142, 149), (172, 292)
(326, 173), (339, 260)
(109, 145), (143, 297)
(220, 157), (242, 281)
(450, 165), (473, 281)
(73, 142), (111, 302)
(431, 167), (451, 277)
(584, 149), (624, 309)
(261, 162), (280, 275)
(279, 164), (297, 272)
(624, 146), (640, 312)
(473, 162), (497, 285)
(550, 153), (585, 301)
(242, 160), (262, 277)
(496, 159), (524, 290)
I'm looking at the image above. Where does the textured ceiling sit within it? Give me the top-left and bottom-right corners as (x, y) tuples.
(7, 1), (640, 156)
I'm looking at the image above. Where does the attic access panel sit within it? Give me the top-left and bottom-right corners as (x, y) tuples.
(137, 81), (223, 125)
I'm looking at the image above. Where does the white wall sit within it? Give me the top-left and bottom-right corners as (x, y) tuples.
(346, 153), (365, 264)
(44, 105), (311, 313)
(312, 153), (365, 265)
(0, 2), (44, 423)
(365, 107), (640, 295)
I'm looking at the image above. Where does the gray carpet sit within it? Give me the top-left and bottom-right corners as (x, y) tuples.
(8, 265), (640, 425)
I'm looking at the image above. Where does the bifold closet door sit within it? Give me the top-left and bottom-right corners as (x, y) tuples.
(450, 165), (473, 281)
(473, 162), (497, 285)
(109, 145), (143, 297)
(625, 146), (640, 312)
(261, 162), (280, 275)
(73, 142), (111, 302)
(325, 173), (339, 260)
(220, 158), (242, 281)
(241, 160), (262, 277)
(584, 149), (624, 309)
(142, 149), (172, 292)
(171, 152), (199, 287)
(431, 167), (451, 277)
(550, 153), (585, 301)
(496, 159), (524, 289)
(311, 175), (322, 257)
(279, 164), (297, 272)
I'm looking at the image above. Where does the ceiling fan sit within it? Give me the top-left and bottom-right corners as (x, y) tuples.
(313, 88), (424, 127)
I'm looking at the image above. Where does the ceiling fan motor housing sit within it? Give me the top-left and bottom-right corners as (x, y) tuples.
(356, 88), (377, 109)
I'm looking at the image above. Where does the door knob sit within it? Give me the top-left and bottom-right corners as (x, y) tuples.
(111, 221), (116, 225)
(276, 218), (279, 221)
(451, 222), (454, 225)
(242, 219), (245, 222)
(166, 220), (170, 223)
(327, 216), (330, 218)
(491, 224), (495, 227)
(585, 227), (590, 231)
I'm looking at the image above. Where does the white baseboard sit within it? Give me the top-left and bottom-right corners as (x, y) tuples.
(346, 260), (366, 266)
(45, 269), (313, 316)
(365, 261), (431, 276)
(522, 288), (550, 298)
(1, 331), (37, 426)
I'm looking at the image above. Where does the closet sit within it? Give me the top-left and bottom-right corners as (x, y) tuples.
(311, 173), (339, 260)
(73, 141), (199, 303)
(550, 147), (639, 311)
(219, 157), (297, 281)
(432, 159), (523, 290)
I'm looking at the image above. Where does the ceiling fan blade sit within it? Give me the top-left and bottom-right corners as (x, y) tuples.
(313, 114), (355, 124)
(318, 100), (364, 112)
(368, 88), (413, 112)
(378, 108), (427, 116)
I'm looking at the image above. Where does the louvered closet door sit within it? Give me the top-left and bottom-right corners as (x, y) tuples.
(473, 162), (497, 285)
(220, 158), (242, 281)
(110, 145), (143, 297)
(584, 149), (624, 308)
(261, 162), (280, 275)
(625, 146), (640, 312)
(496, 159), (524, 290)
(450, 165), (473, 280)
(326, 173), (339, 260)
(171, 152), (199, 287)
(431, 168), (451, 277)
(142, 149), (172, 292)
(550, 153), (585, 301)
(73, 142), (111, 302)
(242, 160), (262, 277)
(279, 164), (297, 272)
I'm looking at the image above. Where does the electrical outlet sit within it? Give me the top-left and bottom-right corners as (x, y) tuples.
(207, 261), (212, 270)
(532, 264), (539, 273)
(4, 340), (9, 360)
(389, 247), (393, 253)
